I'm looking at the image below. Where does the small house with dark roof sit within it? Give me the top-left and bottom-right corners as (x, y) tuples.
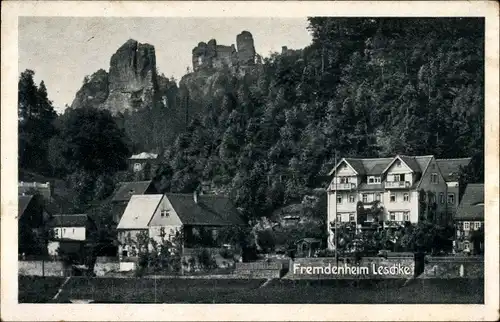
(46, 214), (97, 256)
(435, 157), (472, 219)
(116, 192), (245, 266)
(454, 183), (484, 254)
(128, 152), (161, 179)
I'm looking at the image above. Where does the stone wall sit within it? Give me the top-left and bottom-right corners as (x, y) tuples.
(421, 256), (483, 278)
(18, 260), (68, 277)
(94, 257), (120, 276)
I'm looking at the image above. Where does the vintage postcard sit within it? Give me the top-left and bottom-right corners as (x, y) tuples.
(1, 1), (499, 321)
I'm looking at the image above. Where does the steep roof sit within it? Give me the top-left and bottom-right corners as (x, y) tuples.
(18, 195), (34, 218)
(436, 158), (472, 182)
(344, 158), (366, 175)
(129, 152), (158, 160)
(111, 181), (155, 202)
(456, 183), (484, 221)
(117, 195), (163, 229)
(329, 156), (431, 176)
(399, 155), (423, 173)
(48, 214), (88, 227)
(165, 193), (245, 226)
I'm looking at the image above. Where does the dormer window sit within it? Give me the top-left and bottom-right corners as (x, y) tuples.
(368, 176), (381, 184)
(128, 189), (135, 195)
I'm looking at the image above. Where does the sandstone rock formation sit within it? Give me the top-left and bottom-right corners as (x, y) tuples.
(71, 39), (171, 114)
(236, 31), (256, 65)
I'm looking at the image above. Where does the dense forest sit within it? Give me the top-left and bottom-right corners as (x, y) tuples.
(19, 18), (484, 221)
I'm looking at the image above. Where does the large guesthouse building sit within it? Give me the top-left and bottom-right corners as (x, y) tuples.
(326, 155), (471, 250)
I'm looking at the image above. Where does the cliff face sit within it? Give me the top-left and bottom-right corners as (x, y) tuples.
(71, 39), (170, 114)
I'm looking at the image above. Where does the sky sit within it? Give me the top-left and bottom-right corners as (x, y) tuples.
(19, 17), (313, 112)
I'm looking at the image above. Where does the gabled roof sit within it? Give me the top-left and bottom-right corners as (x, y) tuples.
(165, 193), (245, 226)
(48, 214), (88, 227)
(436, 158), (472, 182)
(18, 195), (34, 218)
(111, 181), (155, 202)
(382, 155), (427, 174)
(328, 156), (432, 177)
(129, 152), (158, 160)
(117, 195), (164, 229)
(456, 183), (484, 221)
(328, 158), (362, 176)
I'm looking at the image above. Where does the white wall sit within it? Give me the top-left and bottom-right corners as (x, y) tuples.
(53, 227), (86, 241)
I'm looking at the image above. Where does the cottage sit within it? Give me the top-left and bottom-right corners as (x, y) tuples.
(296, 238), (322, 258)
(455, 183), (484, 254)
(116, 192), (245, 270)
(46, 214), (96, 257)
(128, 152), (160, 179)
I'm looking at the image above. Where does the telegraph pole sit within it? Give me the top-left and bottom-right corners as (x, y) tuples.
(334, 151), (338, 266)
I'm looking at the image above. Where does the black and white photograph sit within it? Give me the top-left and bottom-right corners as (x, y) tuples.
(1, 1), (499, 321)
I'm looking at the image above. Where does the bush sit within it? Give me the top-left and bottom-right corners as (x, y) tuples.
(196, 248), (217, 269)
(219, 248), (234, 259)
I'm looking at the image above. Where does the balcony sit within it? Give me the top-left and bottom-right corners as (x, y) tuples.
(330, 182), (357, 191)
(384, 181), (410, 189)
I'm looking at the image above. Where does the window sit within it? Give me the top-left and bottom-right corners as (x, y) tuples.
(403, 193), (409, 202)
(395, 160), (401, 167)
(337, 195), (342, 204)
(463, 222), (470, 230)
(375, 177), (381, 183)
(429, 194), (435, 204)
(133, 163), (142, 172)
(349, 195), (355, 203)
(393, 174), (405, 182)
(362, 194), (368, 203)
(339, 177), (349, 184)
(430, 173), (438, 184)
(448, 193), (455, 204)
(390, 213), (396, 221)
(390, 194), (396, 202)
(122, 250), (128, 257)
(349, 214), (355, 222)
(54, 228), (59, 238)
(375, 193), (381, 201)
(336, 214), (342, 222)
(439, 192), (445, 204)
(161, 210), (169, 217)
(404, 212), (410, 221)
(368, 176), (381, 184)
(474, 222), (481, 230)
